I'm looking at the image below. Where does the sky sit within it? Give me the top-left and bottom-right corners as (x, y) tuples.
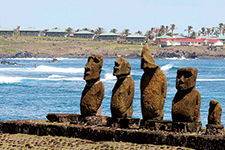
(1, 0), (225, 35)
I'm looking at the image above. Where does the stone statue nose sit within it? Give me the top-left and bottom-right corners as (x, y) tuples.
(180, 75), (185, 82)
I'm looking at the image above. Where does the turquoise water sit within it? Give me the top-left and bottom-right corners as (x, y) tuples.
(0, 58), (224, 127)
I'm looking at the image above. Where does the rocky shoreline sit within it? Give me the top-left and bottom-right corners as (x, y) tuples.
(0, 48), (225, 59)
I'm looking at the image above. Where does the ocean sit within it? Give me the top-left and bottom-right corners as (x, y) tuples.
(0, 57), (224, 127)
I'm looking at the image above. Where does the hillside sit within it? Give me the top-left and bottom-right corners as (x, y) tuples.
(0, 36), (224, 59)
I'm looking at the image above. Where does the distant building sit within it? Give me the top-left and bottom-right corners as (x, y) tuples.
(0, 28), (13, 36)
(98, 32), (119, 40)
(46, 28), (66, 37)
(126, 34), (146, 42)
(20, 27), (40, 36)
(74, 31), (95, 39)
(158, 38), (223, 47)
(218, 36), (225, 44)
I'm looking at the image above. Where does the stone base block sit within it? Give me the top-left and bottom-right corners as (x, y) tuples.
(205, 124), (224, 135)
(46, 113), (82, 123)
(140, 120), (173, 131)
(107, 117), (140, 129)
(71, 116), (109, 126)
(173, 122), (202, 133)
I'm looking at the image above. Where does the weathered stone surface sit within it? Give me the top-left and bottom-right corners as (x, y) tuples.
(140, 120), (173, 131)
(140, 44), (167, 120)
(107, 117), (140, 128)
(71, 116), (109, 126)
(173, 122), (202, 133)
(172, 67), (201, 122)
(80, 54), (104, 116)
(208, 100), (222, 125)
(1, 119), (225, 150)
(46, 113), (82, 123)
(205, 124), (224, 135)
(111, 57), (134, 118)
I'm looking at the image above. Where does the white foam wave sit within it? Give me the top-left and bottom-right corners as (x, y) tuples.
(0, 76), (23, 83)
(34, 65), (84, 73)
(165, 56), (188, 60)
(161, 64), (173, 71)
(0, 75), (84, 83)
(197, 79), (225, 81)
(101, 73), (116, 81)
(48, 75), (65, 78)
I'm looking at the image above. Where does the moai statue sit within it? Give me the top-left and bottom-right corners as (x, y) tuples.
(141, 44), (167, 120)
(80, 54), (104, 116)
(111, 57), (134, 118)
(172, 67), (201, 122)
(208, 100), (222, 125)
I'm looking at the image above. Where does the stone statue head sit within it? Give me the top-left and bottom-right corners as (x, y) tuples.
(84, 54), (103, 81)
(141, 44), (158, 71)
(113, 57), (131, 78)
(176, 67), (198, 91)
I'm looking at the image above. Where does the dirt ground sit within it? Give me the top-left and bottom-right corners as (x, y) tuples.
(0, 133), (195, 150)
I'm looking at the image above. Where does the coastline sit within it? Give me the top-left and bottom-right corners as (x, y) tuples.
(0, 36), (224, 59)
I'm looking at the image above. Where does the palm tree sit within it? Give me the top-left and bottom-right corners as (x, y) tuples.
(184, 25), (193, 38)
(218, 23), (224, 35)
(214, 29), (220, 36)
(190, 31), (197, 39)
(211, 27), (215, 36)
(122, 29), (130, 36)
(14, 25), (20, 36)
(153, 27), (159, 38)
(145, 28), (154, 39)
(159, 25), (165, 35)
(110, 28), (118, 33)
(206, 28), (211, 36)
(200, 27), (206, 36)
(95, 27), (104, 35)
(170, 24), (176, 36)
(65, 27), (73, 36)
(135, 30), (142, 35)
(165, 26), (170, 35)
(83, 28), (90, 31)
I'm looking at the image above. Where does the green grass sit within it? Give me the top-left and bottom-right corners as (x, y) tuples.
(0, 49), (17, 53)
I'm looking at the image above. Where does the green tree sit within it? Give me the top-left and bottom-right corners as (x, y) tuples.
(190, 31), (197, 39)
(110, 28), (118, 33)
(159, 25), (165, 35)
(66, 27), (73, 36)
(211, 27), (215, 36)
(13, 25), (20, 36)
(95, 27), (104, 35)
(83, 28), (90, 31)
(206, 28), (211, 36)
(170, 24), (176, 36)
(122, 29), (130, 36)
(218, 23), (224, 35)
(200, 27), (206, 36)
(135, 30), (142, 35)
(145, 28), (154, 39)
(165, 26), (170, 35)
(184, 25), (193, 38)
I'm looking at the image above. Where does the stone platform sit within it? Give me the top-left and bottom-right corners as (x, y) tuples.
(173, 122), (202, 133)
(0, 119), (225, 150)
(46, 113), (108, 126)
(140, 120), (173, 131)
(107, 117), (140, 129)
(205, 124), (224, 135)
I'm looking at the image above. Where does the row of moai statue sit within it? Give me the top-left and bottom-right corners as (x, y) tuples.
(79, 44), (223, 134)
